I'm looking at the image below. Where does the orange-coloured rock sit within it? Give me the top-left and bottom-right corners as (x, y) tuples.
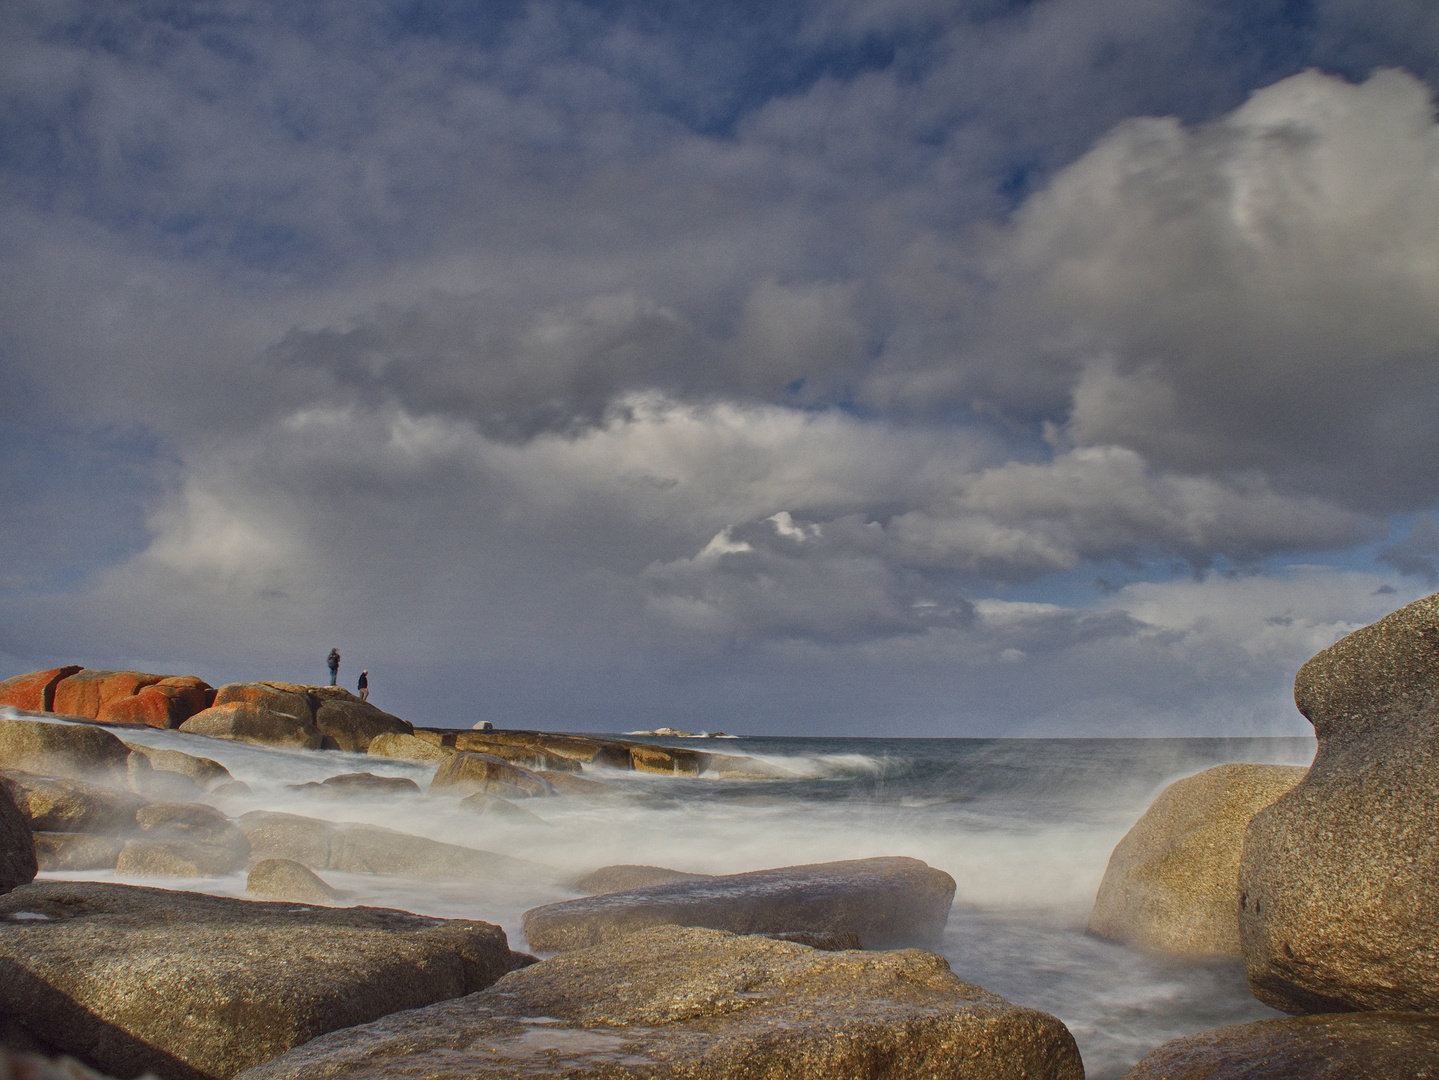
(0, 667), (82, 712)
(629, 743), (710, 776)
(51, 670), (173, 719)
(213, 683), (314, 723)
(430, 753), (553, 799)
(97, 677), (215, 729)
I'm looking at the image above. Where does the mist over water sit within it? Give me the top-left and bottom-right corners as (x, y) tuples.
(54, 726), (1315, 1079)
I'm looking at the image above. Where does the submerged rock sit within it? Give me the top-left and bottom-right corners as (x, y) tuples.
(458, 792), (549, 823)
(33, 831), (126, 871)
(318, 772), (421, 795)
(1240, 591), (1439, 1013)
(0, 880), (522, 1080)
(239, 810), (551, 882)
(123, 743), (232, 790)
(523, 856), (955, 951)
(570, 864), (711, 894)
(1122, 1012), (1439, 1079)
(233, 925), (1083, 1080)
(1088, 763), (1308, 957)
(116, 802), (251, 878)
(247, 858), (340, 904)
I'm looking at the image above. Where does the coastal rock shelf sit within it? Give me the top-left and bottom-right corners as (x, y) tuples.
(235, 925), (1085, 1080)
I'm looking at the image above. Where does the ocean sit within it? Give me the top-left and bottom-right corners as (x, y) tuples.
(56, 727), (1318, 1079)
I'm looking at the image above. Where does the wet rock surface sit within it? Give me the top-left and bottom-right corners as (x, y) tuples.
(0, 772), (146, 834)
(0, 880), (523, 1080)
(234, 925), (1084, 1080)
(1122, 1011), (1439, 1079)
(1089, 763), (1307, 957)
(246, 858), (340, 904)
(523, 856), (955, 951)
(122, 744), (232, 790)
(33, 831), (126, 871)
(430, 751), (553, 799)
(0, 717), (132, 784)
(1239, 591), (1439, 1013)
(571, 863), (711, 894)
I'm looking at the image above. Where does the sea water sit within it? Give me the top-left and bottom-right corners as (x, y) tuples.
(58, 728), (1317, 1079)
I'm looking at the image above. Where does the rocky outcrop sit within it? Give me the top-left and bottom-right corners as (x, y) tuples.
(0, 784), (36, 893)
(34, 831), (126, 871)
(523, 856), (955, 952)
(0, 771), (145, 833)
(247, 858), (340, 904)
(234, 925), (1083, 1080)
(430, 752), (553, 800)
(0, 666), (82, 712)
(98, 676), (215, 728)
(366, 732), (451, 763)
(312, 696), (412, 752)
(0, 880), (523, 1080)
(571, 864), (711, 894)
(123, 743), (232, 790)
(412, 731), (581, 773)
(628, 742), (708, 775)
(1088, 763), (1308, 957)
(1239, 592), (1439, 1013)
(0, 717), (132, 784)
(454, 730), (634, 769)
(180, 702), (323, 750)
(238, 810), (551, 882)
(1122, 1012), (1439, 1079)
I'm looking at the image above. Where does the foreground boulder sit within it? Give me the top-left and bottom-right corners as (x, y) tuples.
(1122, 1011), (1439, 1079)
(1239, 592), (1439, 1013)
(234, 925), (1084, 1080)
(523, 856), (955, 951)
(430, 752), (553, 799)
(1088, 763), (1308, 957)
(239, 810), (551, 882)
(0, 771), (145, 833)
(0, 716), (131, 783)
(0, 881), (524, 1080)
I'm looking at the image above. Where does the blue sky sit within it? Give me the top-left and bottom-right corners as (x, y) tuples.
(3, 0), (1439, 735)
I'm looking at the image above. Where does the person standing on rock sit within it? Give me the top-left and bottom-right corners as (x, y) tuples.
(358, 670), (369, 702)
(327, 648), (340, 686)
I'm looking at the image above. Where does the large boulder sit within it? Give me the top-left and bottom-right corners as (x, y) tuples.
(0, 771), (146, 833)
(212, 682), (313, 721)
(1239, 591), (1439, 1013)
(1122, 1012), (1439, 1079)
(180, 702), (323, 750)
(97, 676), (214, 728)
(0, 880), (524, 1080)
(0, 666), (82, 711)
(50, 669), (167, 719)
(366, 731), (451, 763)
(522, 856), (955, 952)
(0, 716), (132, 783)
(0, 784), (36, 893)
(238, 810), (552, 882)
(233, 925), (1083, 1080)
(312, 697), (412, 752)
(430, 752), (553, 799)
(1088, 763), (1308, 957)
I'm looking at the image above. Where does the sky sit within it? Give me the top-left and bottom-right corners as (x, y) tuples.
(3, 0), (1439, 737)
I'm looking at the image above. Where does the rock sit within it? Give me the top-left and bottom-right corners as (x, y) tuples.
(1239, 591), (1439, 1014)
(233, 925), (1083, 1080)
(247, 859), (340, 904)
(458, 793), (548, 823)
(366, 732), (451, 763)
(238, 811), (551, 882)
(535, 771), (614, 797)
(705, 752), (797, 779)
(0, 784), (35, 894)
(116, 802), (251, 877)
(313, 698), (412, 752)
(0, 880), (523, 1080)
(180, 702), (323, 750)
(430, 752), (553, 799)
(0, 666), (82, 712)
(0, 1046), (134, 1080)
(1122, 1011), (1439, 1079)
(34, 832), (126, 871)
(126, 753), (208, 800)
(418, 731), (582, 773)
(472, 720), (493, 731)
(523, 856), (955, 952)
(1088, 763), (1308, 957)
(452, 730), (634, 769)
(0, 771), (146, 832)
(764, 929), (863, 950)
(571, 864), (711, 894)
(319, 772), (421, 795)
(97, 676), (214, 728)
(123, 743), (232, 789)
(628, 743), (709, 776)
(212, 682), (314, 722)
(49, 669), (167, 719)
(0, 717), (131, 783)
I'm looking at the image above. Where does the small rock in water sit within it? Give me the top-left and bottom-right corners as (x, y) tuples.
(34, 832), (125, 872)
(232, 925), (1084, 1080)
(248, 859), (340, 905)
(1123, 1011), (1439, 1079)
(458, 792), (548, 824)
(523, 856), (955, 951)
(569, 864), (711, 894)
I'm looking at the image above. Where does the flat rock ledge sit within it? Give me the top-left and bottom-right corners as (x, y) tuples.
(1123, 1011), (1439, 1079)
(235, 925), (1084, 1080)
(0, 881), (524, 1080)
(522, 855), (955, 951)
